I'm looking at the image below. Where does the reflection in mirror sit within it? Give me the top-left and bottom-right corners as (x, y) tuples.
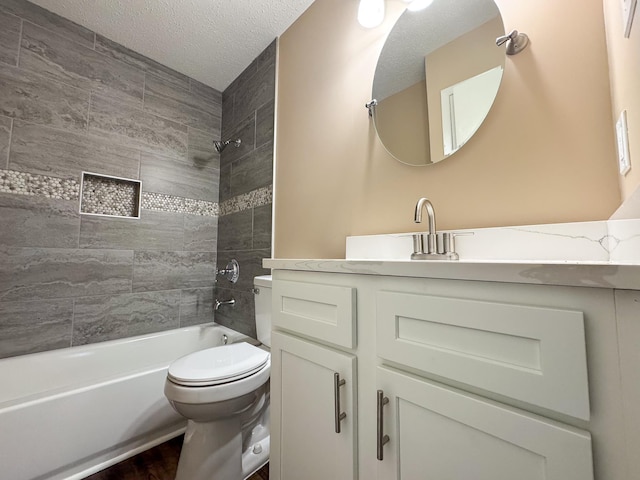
(371, 0), (505, 166)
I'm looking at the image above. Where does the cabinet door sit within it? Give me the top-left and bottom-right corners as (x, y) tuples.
(376, 366), (593, 480)
(270, 332), (357, 480)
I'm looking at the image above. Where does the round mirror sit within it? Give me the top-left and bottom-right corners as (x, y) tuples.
(371, 0), (505, 166)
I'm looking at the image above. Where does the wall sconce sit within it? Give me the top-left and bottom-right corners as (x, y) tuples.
(404, 0), (433, 12)
(358, 0), (385, 28)
(496, 29), (530, 55)
(358, 0), (434, 28)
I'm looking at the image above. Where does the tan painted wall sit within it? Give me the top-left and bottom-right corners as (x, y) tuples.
(603, 0), (640, 200)
(376, 81), (430, 165)
(274, 0), (620, 259)
(426, 16), (505, 161)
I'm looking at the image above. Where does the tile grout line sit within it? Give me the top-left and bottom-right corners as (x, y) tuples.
(186, 126), (191, 165)
(181, 206), (187, 252)
(130, 250), (136, 296)
(178, 286), (183, 328)
(86, 92), (92, 132)
(16, 19), (23, 68)
(5, 118), (13, 170)
(251, 206), (255, 250)
(70, 298), (76, 348)
(75, 197), (82, 249)
(19, 18), (94, 52)
(251, 110), (257, 150)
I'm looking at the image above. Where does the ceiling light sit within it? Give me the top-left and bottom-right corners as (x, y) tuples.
(406, 0), (434, 12)
(358, 0), (385, 28)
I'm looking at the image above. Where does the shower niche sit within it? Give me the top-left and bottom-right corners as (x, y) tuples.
(79, 172), (142, 219)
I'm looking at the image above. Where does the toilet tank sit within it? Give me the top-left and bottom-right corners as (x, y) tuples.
(254, 275), (272, 347)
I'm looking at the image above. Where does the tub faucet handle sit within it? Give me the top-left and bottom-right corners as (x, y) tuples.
(216, 259), (239, 283)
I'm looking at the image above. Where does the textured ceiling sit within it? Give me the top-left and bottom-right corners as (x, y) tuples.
(27, 0), (316, 91)
(373, 0), (502, 100)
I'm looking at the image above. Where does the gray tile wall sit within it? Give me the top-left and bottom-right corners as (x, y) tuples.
(0, 0), (223, 359)
(215, 40), (275, 338)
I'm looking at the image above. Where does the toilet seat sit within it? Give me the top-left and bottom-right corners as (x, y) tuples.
(168, 342), (269, 387)
(165, 342), (271, 405)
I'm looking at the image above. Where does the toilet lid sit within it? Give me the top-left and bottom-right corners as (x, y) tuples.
(168, 342), (270, 387)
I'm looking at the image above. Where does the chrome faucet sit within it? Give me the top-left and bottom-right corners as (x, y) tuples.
(414, 197), (437, 255)
(214, 298), (236, 311)
(411, 197), (459, 261)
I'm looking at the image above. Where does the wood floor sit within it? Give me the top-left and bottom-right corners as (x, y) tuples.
(86, 435), (269, 480)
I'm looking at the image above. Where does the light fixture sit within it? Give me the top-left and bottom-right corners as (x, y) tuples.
(358, 0), (385, 28)
(404, 0), (434, 12)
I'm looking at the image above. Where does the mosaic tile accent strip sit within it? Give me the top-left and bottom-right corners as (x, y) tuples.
(141, 192), (187, 214)
(141, 192), (219, 217)
(0, 169), (79, 200)
(80, 173), (141, 218)
(185, 198), (219, 217)
(219, 185), (272, 217)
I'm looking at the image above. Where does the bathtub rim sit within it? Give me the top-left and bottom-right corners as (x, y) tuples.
(0, 323), (251, 407)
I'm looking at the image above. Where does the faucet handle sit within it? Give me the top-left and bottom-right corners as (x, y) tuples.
(412, 233), (425, 255)
(437, 232), (474, 259)
(438, 232), (455, 255)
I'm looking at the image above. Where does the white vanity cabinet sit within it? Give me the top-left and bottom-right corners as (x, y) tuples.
(269, 268), (626, 480)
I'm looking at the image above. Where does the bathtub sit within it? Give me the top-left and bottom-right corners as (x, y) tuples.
(0, 323), (249, 480)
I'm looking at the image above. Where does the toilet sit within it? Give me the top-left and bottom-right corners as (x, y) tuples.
(164, 275), (272, 480)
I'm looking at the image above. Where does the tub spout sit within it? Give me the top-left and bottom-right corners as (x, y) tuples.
(214, 298), (236, 311)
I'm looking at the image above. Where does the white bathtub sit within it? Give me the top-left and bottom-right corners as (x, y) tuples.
(0, 323), (249, 480)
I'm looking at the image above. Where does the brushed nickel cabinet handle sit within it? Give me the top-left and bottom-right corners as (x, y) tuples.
(377, 390), (390, 461)
(334, 373), (347, 433)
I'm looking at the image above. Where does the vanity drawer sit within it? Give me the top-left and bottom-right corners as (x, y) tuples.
(376, 290), (590, 420)
(272, 279), (356, 349)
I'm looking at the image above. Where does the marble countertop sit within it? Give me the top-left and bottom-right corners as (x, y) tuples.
(265, 219), (640, 290)
(263, 258), (640, 290)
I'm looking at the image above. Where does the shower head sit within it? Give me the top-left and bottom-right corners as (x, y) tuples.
(213, 138), (242, 153)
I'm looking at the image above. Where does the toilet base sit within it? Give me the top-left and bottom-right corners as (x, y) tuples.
(173, 390), (270, 480)
(174, 418), (270, 480)
(242, 435), (270, 479)
(176, 416), (243, 480)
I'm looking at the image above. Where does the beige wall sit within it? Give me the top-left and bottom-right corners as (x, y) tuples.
(274, 0), (620, 259)
(426, 16), (505, 161)
(603, 0), (640, 200)
(376, 81), (430, 165)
